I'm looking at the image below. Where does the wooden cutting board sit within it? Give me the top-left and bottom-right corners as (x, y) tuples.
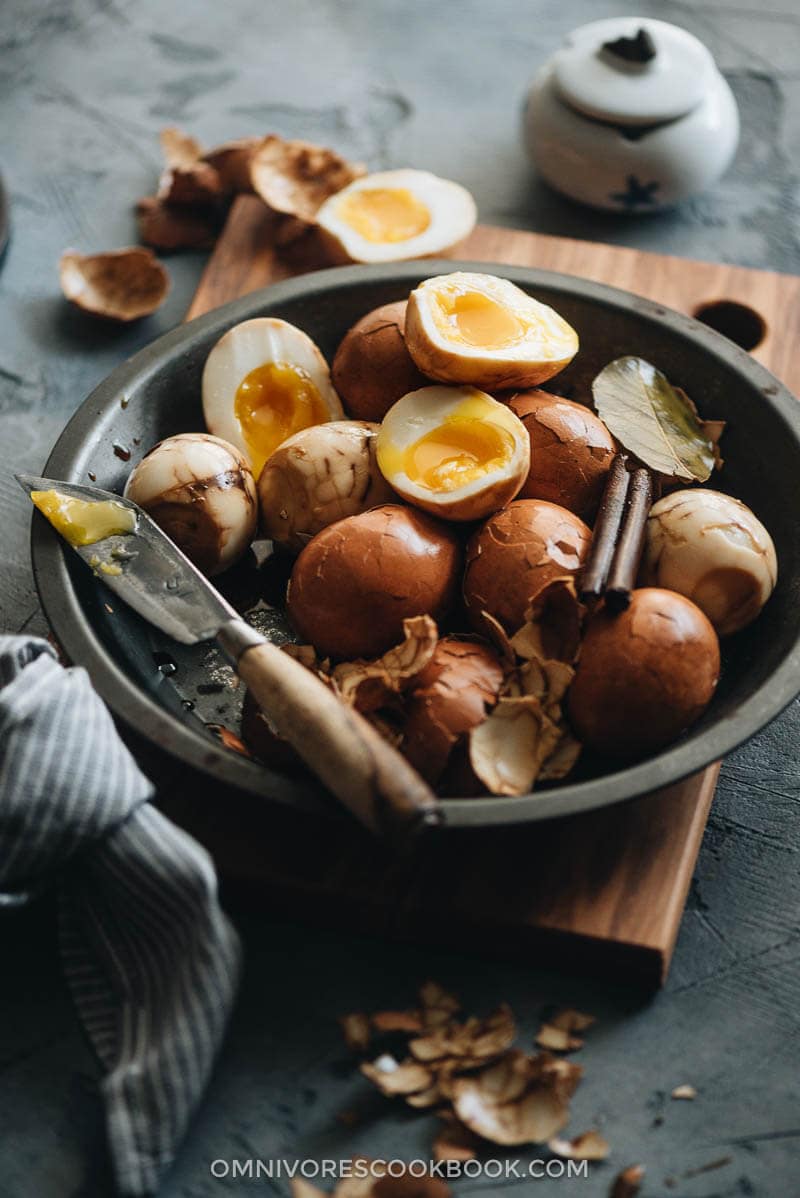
(177, 196), (800, 987)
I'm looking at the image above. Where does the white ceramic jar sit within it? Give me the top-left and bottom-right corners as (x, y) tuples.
(524, 17), (740, 212)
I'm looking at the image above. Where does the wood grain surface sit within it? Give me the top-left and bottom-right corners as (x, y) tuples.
(179, 196), (798, 986)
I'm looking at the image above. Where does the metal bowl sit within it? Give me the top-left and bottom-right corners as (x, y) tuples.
(32, 261), (800, 828)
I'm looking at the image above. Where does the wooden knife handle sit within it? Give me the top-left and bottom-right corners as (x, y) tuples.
(218, 621), (441, 841)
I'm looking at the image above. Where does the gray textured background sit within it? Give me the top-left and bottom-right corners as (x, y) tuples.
(1, 1), (799, 1195)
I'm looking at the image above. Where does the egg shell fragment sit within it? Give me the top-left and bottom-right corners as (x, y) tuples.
(286, 504), (462, 660)
(507, 389), (616, 520)
(332, 301), (429, 422)
(402, 638), (505, 785)
(316, 169), (477, 264)
(201, 317), (344, 477)
(642, 489), (777, 636)
(464, 499), (592, 637)
(568, 588), (720, 758)
(405, 272), (579, 390)
(377, 386), (530, 522)
(124, 432), (257, 576)
(257, 420), (396, 551)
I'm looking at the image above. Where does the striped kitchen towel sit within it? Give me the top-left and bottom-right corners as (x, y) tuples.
(0, 635), (242, 1195)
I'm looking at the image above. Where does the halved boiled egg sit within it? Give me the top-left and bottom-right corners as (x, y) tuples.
(376, 386), (530, 521)
(202, 318), (343, 478)
(315, 169), (477, 264)
(405, 272), (579, 390)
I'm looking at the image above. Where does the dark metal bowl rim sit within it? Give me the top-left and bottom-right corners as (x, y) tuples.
(32, 259), (800, 829)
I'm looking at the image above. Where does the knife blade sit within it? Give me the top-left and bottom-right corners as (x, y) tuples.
(18, 473), (239, 644)
(18, 472), (441, 839)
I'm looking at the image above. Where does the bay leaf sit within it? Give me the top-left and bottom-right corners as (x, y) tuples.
(592, 356), (719, 482)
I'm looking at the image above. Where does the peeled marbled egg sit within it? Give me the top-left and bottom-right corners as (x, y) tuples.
(316, 169), (477, 264)
(202, 317), (343, 478)
(124, 432), (257, 575)
(405, 272), (578, 390)
(257, 420), (395, 551)
(642, 489), (777, 636)
(376, 385), (530, 521)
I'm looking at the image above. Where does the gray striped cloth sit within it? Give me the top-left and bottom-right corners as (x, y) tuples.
(0, 636), (242, 1195)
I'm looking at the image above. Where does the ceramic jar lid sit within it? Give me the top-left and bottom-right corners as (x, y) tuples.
(552, 17), (715, 126)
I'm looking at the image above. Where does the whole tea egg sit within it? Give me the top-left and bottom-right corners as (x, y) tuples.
(568, 588), (720, 758)
(258, 420), (395, 551)
(376, 386), (530, 522)
(643, 489), (777, 636)
(202, 317), (343, 478)
(331, 301), (428, 422)
(463, 499), (591, 636)
(316, 169), (477, 264)
(405, 272), (578, 390)
(286, 504), (462, 659)
(124, 432), (257, 576)
(507, 389), (616, 520)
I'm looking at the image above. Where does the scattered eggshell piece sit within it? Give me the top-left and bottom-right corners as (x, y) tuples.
(371, 1009), (424, 1034)
(550, 1008), (596, 1033)
(360, 1055), (433, 1097)
(203, 136), (264, 193)
(332, 616), (439, 713)
(548, 1129), (610, 1161)
(160, 126), (205, 169)
(340, 1012), (372, 1054)
(250, 135), (366, 225)
(610, 1164), (646, 1198)
(469, 695), (561, 796)
(535, 1024), (583, 1052)
(671, 1084), (697, 1100)
(451, 1049), (581, 1146)
(433, 1119), (481, 1162)
(59, 247), (170, 321)
(402, 638), (505, 785)
(136, 195), (220, 251)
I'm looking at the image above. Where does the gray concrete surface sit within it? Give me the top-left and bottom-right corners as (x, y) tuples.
(1, 1), (799, 1195)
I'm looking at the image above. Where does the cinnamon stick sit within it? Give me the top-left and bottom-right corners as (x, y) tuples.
(606, 467), (654, 612)
(580, 453), (630, 603)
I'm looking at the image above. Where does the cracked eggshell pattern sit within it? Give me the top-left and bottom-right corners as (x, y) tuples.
(124, 432), (257, 576)
(405, 272), (579, 390)
(507, 389), (616, 520)
(642, 488), (778, 636)
(257, 420), (396, 551)
(316, 169), (477, 264)
(332, 301), (429, 422)
(568, 587), (721, 758)
(464, 498), (591, 636)
(201, 317), (344, 469)
(286, 503), (462, 660)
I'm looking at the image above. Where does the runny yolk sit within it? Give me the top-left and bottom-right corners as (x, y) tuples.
(434, 288), (525, 348)
(401, 415), (514, 493)
(234, 361), (328, 476)
(30, 490), (137, 546)
(337, 187), (431, 243)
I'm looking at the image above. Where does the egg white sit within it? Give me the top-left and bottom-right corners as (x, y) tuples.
(202, 317), (343, 472)
(376, 385), (530, 521)
(405, 272), (579, 389)
(316, 169), (477, 264)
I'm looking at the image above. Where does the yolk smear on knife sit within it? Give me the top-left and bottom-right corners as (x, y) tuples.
(337, 188), (431, 243)
(433, 288), (525, 349)
(380, 396), (515, 493)
(235, 361), (328, 477)
(31, 490), (137, 546)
